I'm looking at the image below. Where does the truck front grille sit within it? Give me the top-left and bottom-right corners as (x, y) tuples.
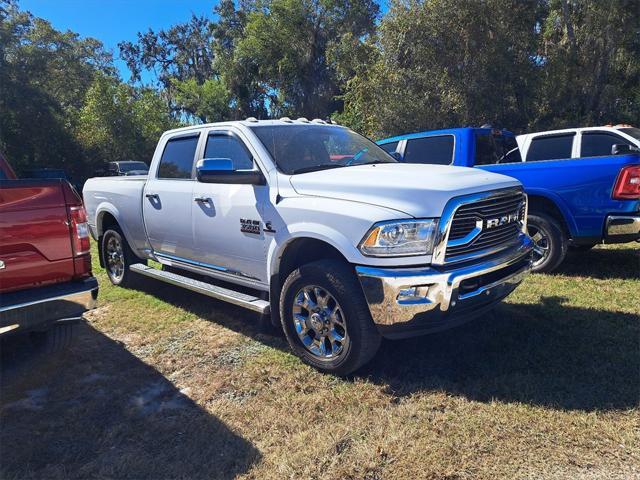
(445, 190), (526, 262)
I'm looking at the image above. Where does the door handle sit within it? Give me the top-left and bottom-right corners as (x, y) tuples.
(145, 193), (159, 200)
(194, 196), (211, 203)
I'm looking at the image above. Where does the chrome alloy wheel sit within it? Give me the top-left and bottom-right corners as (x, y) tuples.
(292, 285), (349, 360)
(105, 235), (125, 282)
(528, 224), (550, 268)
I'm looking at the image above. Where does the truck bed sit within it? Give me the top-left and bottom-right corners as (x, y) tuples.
(83, 176), (149, 255)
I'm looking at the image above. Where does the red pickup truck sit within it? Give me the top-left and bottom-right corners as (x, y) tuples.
(0, 153), (98, 348)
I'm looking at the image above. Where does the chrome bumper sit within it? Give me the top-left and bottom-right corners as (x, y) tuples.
(605, 215), (640, 242)
(0, 277), (98, 336)
(356, 235), (533, 338)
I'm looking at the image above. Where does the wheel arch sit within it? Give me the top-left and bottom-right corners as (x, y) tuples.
(96, 209), (121, 268)
(268, 235), (353, 328)
(95, 207), (139, 268)
(526, 191), (577, 238)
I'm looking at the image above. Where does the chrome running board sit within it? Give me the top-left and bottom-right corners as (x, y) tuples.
(130, 263), (270, 314)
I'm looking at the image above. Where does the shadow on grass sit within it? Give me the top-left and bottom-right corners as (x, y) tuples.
(557, 245), (639, 280)
(0, 323), (260, 480)
(362, 296), (640, 411)
(125, 273), (639, 413)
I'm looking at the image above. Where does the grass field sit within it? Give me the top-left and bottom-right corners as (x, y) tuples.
(1, 243), (639, 479)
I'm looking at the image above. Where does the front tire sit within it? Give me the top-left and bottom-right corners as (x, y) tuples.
(527, 212), (568, 273)
(279, 259), (381, 375)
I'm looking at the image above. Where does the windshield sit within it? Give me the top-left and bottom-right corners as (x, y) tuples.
(120, 161), (148, 172)
(250, 125), (396, 174)
(619, 128), (640, 142)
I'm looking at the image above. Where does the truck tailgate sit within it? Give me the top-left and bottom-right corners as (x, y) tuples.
(0, 180), (75, 293)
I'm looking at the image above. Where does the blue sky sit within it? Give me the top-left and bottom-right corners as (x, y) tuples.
(19, 0), (217, 81)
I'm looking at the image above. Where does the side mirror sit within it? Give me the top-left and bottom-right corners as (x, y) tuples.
(392, 151), (402, 161)
(196, 158), (265, 185)
(612, 144), (632, 155)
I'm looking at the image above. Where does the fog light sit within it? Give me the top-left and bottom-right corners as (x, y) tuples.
(397, 285), (430, 303)
(398, 287), (418, 299)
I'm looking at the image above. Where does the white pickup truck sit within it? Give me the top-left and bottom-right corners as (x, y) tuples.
(83, 119), (533, 374)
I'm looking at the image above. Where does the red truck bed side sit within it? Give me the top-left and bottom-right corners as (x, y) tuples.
(0, 153), (97, 337)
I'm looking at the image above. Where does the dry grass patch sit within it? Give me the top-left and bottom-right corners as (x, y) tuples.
(1, 243), (638, 479)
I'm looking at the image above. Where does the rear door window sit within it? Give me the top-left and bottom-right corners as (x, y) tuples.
(580, 132), (632, 157)
(526, 134), (575, 161)
(404, 135), (454, 165)
(157, 135), (200, 179)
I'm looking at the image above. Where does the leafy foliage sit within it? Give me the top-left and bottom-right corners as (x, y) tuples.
(0, 2), (174, 182)
(1, 0), (638, 183)
(339, 0), (640, 137)
(533, 0), (640, 128)
(77, 76), (175, 172)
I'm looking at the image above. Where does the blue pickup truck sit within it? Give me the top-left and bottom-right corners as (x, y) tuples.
(378, 126), (640, 272)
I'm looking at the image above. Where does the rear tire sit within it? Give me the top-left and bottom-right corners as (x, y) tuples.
(279, 259), (381, 375)
(101, 228), (140, 287)
(527, 212), (568, 273)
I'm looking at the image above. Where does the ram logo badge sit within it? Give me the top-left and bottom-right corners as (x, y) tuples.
(485, 212), (520, 229)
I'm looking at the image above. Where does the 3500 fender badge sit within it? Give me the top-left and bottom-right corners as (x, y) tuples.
(240, 218), (261, 235)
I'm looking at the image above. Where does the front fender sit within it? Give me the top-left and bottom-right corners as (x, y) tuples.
(267, 224), (359, 280)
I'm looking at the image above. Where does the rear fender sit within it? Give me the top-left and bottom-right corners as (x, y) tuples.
(526, 188), (578, 237)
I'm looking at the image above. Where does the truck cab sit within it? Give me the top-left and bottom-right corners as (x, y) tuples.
(84, 119), (533, 374)
(378, 127), (640, 272)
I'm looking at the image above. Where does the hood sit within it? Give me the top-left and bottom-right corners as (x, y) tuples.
(288, 163), (521, 218)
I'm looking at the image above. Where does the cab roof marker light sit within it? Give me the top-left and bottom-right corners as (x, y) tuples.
(245, 117), (258, 122)
(312, 119), (327, 124)
(280, 117), (293, 123)
(297, 117), (309, 123)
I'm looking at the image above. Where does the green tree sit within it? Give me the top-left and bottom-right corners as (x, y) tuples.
(76, 75), (175, 172)
(212, 0), (268, 119)
(534, 0), (640, 128)
(119, 14), (224, 121)
(234, 0), (379, 118)
(0, 2), (115, 178)
(171, 78), (232, 123)
(339, 0), (542, 137)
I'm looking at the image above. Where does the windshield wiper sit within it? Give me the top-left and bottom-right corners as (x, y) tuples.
(290, 164), (344, 174)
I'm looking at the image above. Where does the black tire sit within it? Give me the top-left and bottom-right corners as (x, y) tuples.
(527, 212), (568, 273)
(101, 228), (141, 287)
(31, 322), (75, 354)
(279, 259), (381, 375)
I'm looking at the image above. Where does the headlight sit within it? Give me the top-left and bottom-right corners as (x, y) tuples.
(359, 219), (438, 257)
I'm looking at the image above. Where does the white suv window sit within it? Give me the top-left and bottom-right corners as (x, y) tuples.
(581, 132), (632, 157)
(527, 134), (575, 162)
